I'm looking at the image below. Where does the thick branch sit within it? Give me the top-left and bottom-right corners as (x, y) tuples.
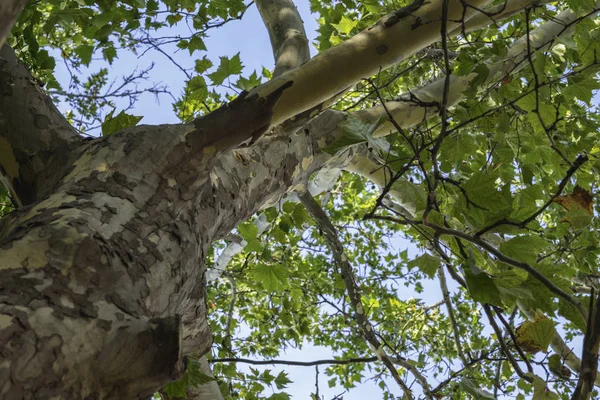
(353, 4), (599, 137)
(0, 0), (27, 46)
(572, 291), (600, 399)
(248, 0), (493, 127)
(212, 356), (379, 366)
(0, 45), (82, 206)
(256, 0), (310, 77)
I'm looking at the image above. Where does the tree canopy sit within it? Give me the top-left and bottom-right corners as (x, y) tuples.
(2, 0), (600, 399)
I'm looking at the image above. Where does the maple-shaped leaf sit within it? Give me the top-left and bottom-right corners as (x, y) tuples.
(553, 186), (594, 229)
(515, 316), (555, 354)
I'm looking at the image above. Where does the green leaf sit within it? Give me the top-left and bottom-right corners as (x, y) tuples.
(167, 13), (183, 26)
(244, 238), (263, 253)
(407, 254), (440, 279)
(162, 357), (215, 399)
(464, 64), (489, 96)
(548, 354), (571, 380)
(188, 76), (208, 100)
(188, 34), (207, 54)
(75, 44), (94, 65)
(462, 172), (512, 227)
(251, 264), (289, 292)
(102, 45), (117, 64)
(274, 371), (292, 390)
(558, 297), (587, 332)
(531, 375), (559, 400)
(38, 50), (56, 70)
(101, 110), (143, 136)
(236, 70), (261, 91)
(267, 393), (291, 400)
(389, 179), (427, 216)
(195, 56), (213, 73)
(332, 15), (358, 35)
(463, 265), (503, 306)
(562, 77), (600, 105)
(499, 235), (548, 265)
(208, 53), (244, 85)
(238, 222), (258, 240)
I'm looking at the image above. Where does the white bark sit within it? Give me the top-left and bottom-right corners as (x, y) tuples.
(251, 0), (494, 127)
(256, 0), (310, 77)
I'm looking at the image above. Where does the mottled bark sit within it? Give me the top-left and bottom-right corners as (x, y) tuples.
(0, 45), (82, 207)
(0, 0), (28, 47)
(0, 84), (351, 397)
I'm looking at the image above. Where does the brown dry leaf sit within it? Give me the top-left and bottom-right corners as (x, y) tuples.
(553, 186), (593, 229)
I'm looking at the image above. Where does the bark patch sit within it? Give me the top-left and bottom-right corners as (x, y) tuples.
(376, 44), (389, 55)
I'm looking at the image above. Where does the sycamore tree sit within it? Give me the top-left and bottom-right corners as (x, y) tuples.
(1, 0), (600, 398)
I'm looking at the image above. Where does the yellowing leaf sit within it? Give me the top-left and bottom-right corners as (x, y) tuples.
(515, 316), (556, 354)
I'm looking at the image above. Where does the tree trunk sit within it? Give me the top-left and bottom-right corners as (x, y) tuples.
(0, 80), (350, 397)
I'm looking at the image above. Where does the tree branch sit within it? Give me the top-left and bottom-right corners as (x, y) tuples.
(0, 45), (82, 206)
(425, 222), (588, 320)
(249, 0), (494, 127)
(298, 190), (433, 400)
(572, 290), (600, 399)
(0, 0), (28, 46)
(353, 4), (599, 138)
(211, 356), (379, 366)
(438, 264), (469, 365)
(256, 0), (310, 77)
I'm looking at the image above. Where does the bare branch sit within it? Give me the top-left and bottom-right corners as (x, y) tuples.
(211, 356), (379, 366)
(256, 0), (310, 77)
(483, 305), (532, 382)
(438, 264), (468, 365)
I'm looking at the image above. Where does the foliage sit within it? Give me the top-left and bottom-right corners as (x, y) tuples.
(5, 0), (600, 398)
